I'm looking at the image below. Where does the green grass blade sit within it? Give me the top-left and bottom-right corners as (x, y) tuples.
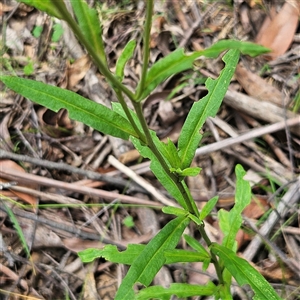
(136, 282), (217, 300)
(218, 164), (251, 251)
(115, 216), (190, 300)
(0, 76), (138, 140)
(70, 0), (107, 65)
(211, 243), (281, 300)
(178, 49), (239, 169)
(2, 202), (31, 258)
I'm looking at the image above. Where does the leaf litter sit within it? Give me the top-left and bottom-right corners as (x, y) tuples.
(0, 1), (299, 299)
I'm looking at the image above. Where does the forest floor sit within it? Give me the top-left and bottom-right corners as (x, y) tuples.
(0, 0), (300, 299)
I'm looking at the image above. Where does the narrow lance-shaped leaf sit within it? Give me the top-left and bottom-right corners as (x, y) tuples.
(218, 164), (251, 251)
(70, 0), (107, 65)
(115, 216), (190, 299)
(0, 76), (138, 140)
(135, 40), (269, 101)
(211, 243), (281, 300)
(136, 282), (217, 300)
(78, 244), (146, 264)
(200, 196), (219, 220)
(178, 49), (239, 169)
(79, 244), (209, 266)
(116, 40), (136, 81)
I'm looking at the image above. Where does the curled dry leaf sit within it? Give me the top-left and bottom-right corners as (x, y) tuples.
(0, 160), (37, 207)
(235, 63), (284, 107)
(37, 106), (74, 138)
(255, 1), (299, 60)
(67, 54), (91, 90)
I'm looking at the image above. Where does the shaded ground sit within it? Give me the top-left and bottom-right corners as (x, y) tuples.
(0, 0), (300, 299)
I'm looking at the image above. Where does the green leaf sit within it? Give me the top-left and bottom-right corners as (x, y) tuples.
(219, 164), (251, 251)
(79, 243), (209, 266)
(184, 234), (210, 258)
(159, 138), (181, 168)
(123, 215), (134, 228)
(170, 167), (201, 178)
(17, 0), (67, 19)
(32, 25), (43, 38)
(116, 40), (136, 81)
(135, 40), (269, 101)
(78, 244), (145, 264)
(115, 216), (190, 300)
(178, 49), (239, 169)
(199, 196), (218, 220)
(0, 76), (138, 140)
(70, 0), (106, 64)
(211, 243), (281, 300)
(23, 61), (34, 75)
(136, 282), (217, 300)
(205, 39), (271, 58)
(164, 249), (210, 264)
(162, 206), (187, 216)
(51, 23), (64, 42)
(131, 135), (188, 210)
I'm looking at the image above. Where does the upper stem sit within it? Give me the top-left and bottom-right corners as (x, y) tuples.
(199, 224), (224, 284)
(56, 2), (135, 101)
(135, 0), (153, 101)
(132, 101), (198, 214)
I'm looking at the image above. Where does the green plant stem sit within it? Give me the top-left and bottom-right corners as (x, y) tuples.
(132, 101), (198, 214)
(135, 0), (153, 101)
(115, 90), (146, 143)
(199, 223), (224, 285)
(53, 1), (135, 101)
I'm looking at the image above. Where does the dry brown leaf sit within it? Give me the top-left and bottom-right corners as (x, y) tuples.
(0, 160), (37, 207)
(150, 16), (166, 48)
(257, 260), (294, 280)
(37, 106), (74, 138)
(17, 216), (63, 248)
(255, 1), (299, 60)
(83, 267), (99, 300)
(67, 55), (91, 89)
(243, 196), (270, 219)
(235, 63), (284, 107)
